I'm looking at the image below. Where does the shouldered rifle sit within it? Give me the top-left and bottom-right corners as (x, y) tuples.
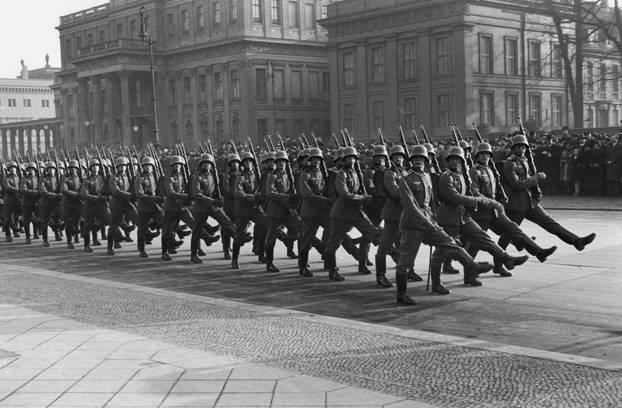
(419, 123), (441, 174)
(95, 146), (109, 178)
(124, 146), (135, 180)
(411, 127), (421, 145)
(312, 133), (329, 181)
(339, 128), (349, 147)
(452, 123), (474, 168)
(229, 140), (238, 155)
(264, 138), (272, 152)
(75, 147), (84, 179)
(342, 128), (367, 195)
(449, 123), (474, 195)
(472, 123), (508, 203)
(53, 150), (61, 186)
(267, 134), (277, 152)
(301, 133), (311, 149)
(277, 134), (297, 195)
(517, 116), (542, 199)
(206, 139), (222, 199)
(247, 137), (262, 183)
(331, 132), (341, 148)
(378, 128), (396, 172)
(398, 125), (411, 159)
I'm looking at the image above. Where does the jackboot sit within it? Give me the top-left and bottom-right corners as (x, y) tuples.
(536, 246), (557, 263)
(285, 240), (298, 259)
(298, 251), (313, 277)
(92, 231), (101, 246)
(84, 234), (92, 253)
(574, 233), (596, 251)
(107, 236), (115, 255)
(492, 259), (512, 277)
(431, 263), (450, 295)
(442, 261), (460, 274)
(231, 245), (240, 269)
(502, 253), (529, 270)
(375, 255), (393, 288)
(407, 268), (423, 282)
(464, 262), (493, 286)
(396, 267), (417, 305)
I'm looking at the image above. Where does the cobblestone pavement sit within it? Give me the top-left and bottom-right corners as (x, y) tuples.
(0, 205), (621, 407)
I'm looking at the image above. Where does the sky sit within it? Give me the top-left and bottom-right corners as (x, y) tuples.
(0, 0), (106, 78)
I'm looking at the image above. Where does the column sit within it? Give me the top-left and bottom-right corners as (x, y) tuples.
(385, 35), (399, 127)
(328, 45), (340, 138)
(78, 78), (89, 145)
(105, 75), (118, 144)
(91, 76), (102, 144)
(238, 61), (252, 144)
(190, 68), (199, 146)
(419, 31), (432, 130)
(0, 129), (5, 158)
(119, 72), (132, 146)
(26, 127), (33, 156)
(176, 70), (184, 145)
(355, 40), (368, 139)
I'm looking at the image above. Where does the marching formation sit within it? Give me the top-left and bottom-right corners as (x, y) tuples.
(0, 123), (597, 305)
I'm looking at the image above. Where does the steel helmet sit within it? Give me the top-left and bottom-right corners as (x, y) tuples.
(335, 147), (346, 160)
(37, 161), (45, 168)
(274, 150), (289, 162)
(199, 153), (215, 165)
(26, 162), (37, 170)
(474, 142), (493, 156)
(115, 157), (129, 167)
(169, 155), (185, 166)
(6, 161), (18, 169)
(459, 140), (471, 150)
(308, 147), (323, 160)
(409, 145), (429, 161)
(68, 160), (80, 169)
(240, 151), (255, 162)
(44, 161), (56, 169)
(227, 153), (241, 164)
(89, 158), (101, 168)
(424, 143), (436, 156)
(372, 145), (389, 158)
(445, 146), (465, 161)
(389, 145), (406, 158)
(57, 161), (66, 169)
(131, 157), (139, 165)
(141, 156), (155, 166)
(342, 146), (359, 159)
(298, 148), (310, 160)
(511, 134), (529, 148)
(103, 158), (112, 167)
(261, 152), (276, 163)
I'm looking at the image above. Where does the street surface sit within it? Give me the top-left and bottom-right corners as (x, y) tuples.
(0, 195), (621, 407)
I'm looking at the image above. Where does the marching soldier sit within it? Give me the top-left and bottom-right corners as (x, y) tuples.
(436, 146), (529, 287)
(107, 157), (136, 255)
(298, 147), (331, 277)
(231, 152), (268, 269)
(2, 162), (21, 242)
(61, 160), (82, 249)
(264, 150), (303, 272)
(79, 159), (110, 253)
(220, 153), (241, 260)
(38, 162), (62, 247)
(323, 146), (382, 281)
(255, 152), (275, 262)
(375, 145), (409, 288)
(359, 146), (388, 275)
(134, 156), (164, 258)
(190, 153), (233, 264)
(396, 145), (494, 304)
(161, 155), (193, 261)
(468, 142), (557, 275)
(499, 134), (596, 252)
(20, 162), (39, 244)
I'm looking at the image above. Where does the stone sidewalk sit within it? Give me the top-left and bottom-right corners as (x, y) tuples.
(0, 302), (424, 408)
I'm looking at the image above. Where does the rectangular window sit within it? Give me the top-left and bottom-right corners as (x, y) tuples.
(613, 108), (619, 125)
(275, 119), (286, 134)
(76, 36), (82, 50)
(129, 20), (137, 38)
(256, 69), (267, 98)
(87, 33), (93, 46)
(309, 72), (319, 99)
(23, 99), (31, 108)
(115, 23), (123, 39)
(232, 114), (240, 138)
(505, 93), (518, 126)
(528, 93), (542, 126)
(437, 94), (450, 127)
(183, 77), (191, 104)
(214, 72), (223, 102)
(167, 14), (175, 37)
(373, 101), (385, 130)
(304, 3), (315, 28)
(230, 70), (239, 98)
(198, 74), (207, 103)
(528, 40), (541, 77)
(181, 10), (190, 34)
(403, 97), (417, 131)
(343, 50), (355, 87)
(288, 2), (299, 27)
(271, 0), (281, 24)
(291, 70), (303, 100)
(599, 63), (607, 99)
(552, 44), (563, 79)
(479, 92), (494, 125)
(196, 6), (205, 30)
(230, 0), (238, 24)
(135, 80), (143, 108)
(273, 69), (285, 99)
(371, 47), (385, 82)
(257, 119), (268, 138)
(42, 99), (50, 108)
(613, 65), (619, 99)
(216, 115), (224, 139)
(403, 41), (416, 81)
(252, 0), (263, 23)
(587, 61), (594, 93)
(213, 1), (221, 26)
(168, 79), (176, 105)
(8, 98), (16, 107)
(322, 72), (329, 94)
(98, 30), (106, 43)
(436, 37), (451, 75)
(479, 34), (493, 74)
(551, 94), (563, 127)
(64, 38), (72, 60)
(66, 95), (74, 117)
(344, 103), (355, 134)
(321, 3), (328, 19)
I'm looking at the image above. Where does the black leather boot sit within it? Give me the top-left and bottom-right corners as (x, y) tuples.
(375, 255), (392, 288)
(298, 251), (313, 277)
(84, 234), (92, 253)
(396, 266), (417, 305)
(431, 263), (450, 295)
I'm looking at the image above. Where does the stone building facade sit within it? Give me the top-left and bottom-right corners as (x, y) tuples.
(55, 0), (332, 148)
(320, 0), (622, 141)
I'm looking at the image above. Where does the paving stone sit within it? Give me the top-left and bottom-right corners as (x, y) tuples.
(0, 392), (60, 406)
(215, 392), (273, 407)
(160, 392), (220, 407)
(48, 392), (113, 406)
(223, 380), (275, 393)
(271, 391), (326, 406)
(18, 380), (76, 393)
(170, 380), (226, 393)
(120, 380), (176, 394)
(105, 392), (167, 407)
(68, 379), (128, 393)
